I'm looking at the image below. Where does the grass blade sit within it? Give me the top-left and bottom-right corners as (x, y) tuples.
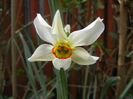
(48, 0), (56, 18)
(100, 76), (120, 99)
(82, 66), (90, 99)
(83, 46), (95, 99)
(24, 33), (47, 97)
(119, 78), (133, 99)
(19, 33), (40, 99)
(19, 32), (48, 98)
(87, 81), (93, 99)
(93, 76), (97, 99)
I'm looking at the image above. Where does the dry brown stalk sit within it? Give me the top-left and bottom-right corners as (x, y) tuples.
(11, 0), (17, 98)
(116, 1), (127, 98)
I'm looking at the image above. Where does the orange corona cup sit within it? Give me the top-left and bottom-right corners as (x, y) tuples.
(52, 44), (72, 59)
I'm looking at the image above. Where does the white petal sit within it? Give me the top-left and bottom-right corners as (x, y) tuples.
(34, 14), (56, 44)
(68, 17), (104, 47)
(52, 58), (71, 70)
(71, 47), (99, 65)
(28, 44), (55, 62)
(51, 10), (67, 41)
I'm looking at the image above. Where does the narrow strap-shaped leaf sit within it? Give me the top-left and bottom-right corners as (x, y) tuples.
(48, 0), (56, 18)
(93, 76), (97, 99)
(18, 33), (40, 99)
(87, 81), (93, 99)
(54, 0), (62, 10)
(82, 66), (90, 99)
(19, 32), (47, 98)
(119, 78), (133, 99)
(0, 94), (3, 99)
(100, 76), (120, 99)
(83, 46), (95, 99)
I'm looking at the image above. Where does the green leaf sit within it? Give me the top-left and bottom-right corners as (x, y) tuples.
(83, 46), (95, 99)
(87, 81), (93, 99)
(109, 32), (118, 40)
(18, 33), (40, 99)
(100, 76), (120, 99)
(0, 95), (3, 99)
(54, 0), (63, 9)
(48, 0), (56, 18)
(62, 0), (67, 3)
(72, 63), (82, 70)
(125, 51), (133, 57)
(93, 75), (97, 99)
(81, 0), (87, 3)
(16, 68), (24, 75)
(97, 0), (104, 9)
(82, 65), (90, 99)
(93, 39), (104, 47)
(105, 48), (111, 54)
(119, 78), (133, 99)
(19, 32), (48, 98)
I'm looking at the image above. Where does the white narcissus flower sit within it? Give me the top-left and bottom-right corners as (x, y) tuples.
(28, 10), (105, 70)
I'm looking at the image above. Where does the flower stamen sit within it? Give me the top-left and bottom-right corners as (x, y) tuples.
(52, 44), (72, 59)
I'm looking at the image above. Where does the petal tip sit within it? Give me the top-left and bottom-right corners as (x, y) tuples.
(37, 13), (40, 16)
(95, 57), (99, 61)
(34, 13), (43, 21)
(27, 57), (32, 62)
(89, 56), (99, 65)
(35, 13), (41, 19)
(54, 10), (61, 18)
(56, 9), (60, 13)
(97, 17), (104, 22)
(96, 17), (105, 31)
(28, 57), (35, 62)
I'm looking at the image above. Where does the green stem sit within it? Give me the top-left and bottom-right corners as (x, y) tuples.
(55, 68), (68, 99)
(82, 46), (95, 99)
(82, 66), (90, 99)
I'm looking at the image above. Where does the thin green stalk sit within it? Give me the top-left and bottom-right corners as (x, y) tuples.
(82, 66), (90, 99)
(93, 76), (97, 99)
(87, 81), (93, 99)
(119, 78), (133, 99)
(82, 46), (95, 99)
(55, 69), (68, 99)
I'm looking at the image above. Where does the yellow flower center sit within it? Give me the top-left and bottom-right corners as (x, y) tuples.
(52, 42), (72, 59)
